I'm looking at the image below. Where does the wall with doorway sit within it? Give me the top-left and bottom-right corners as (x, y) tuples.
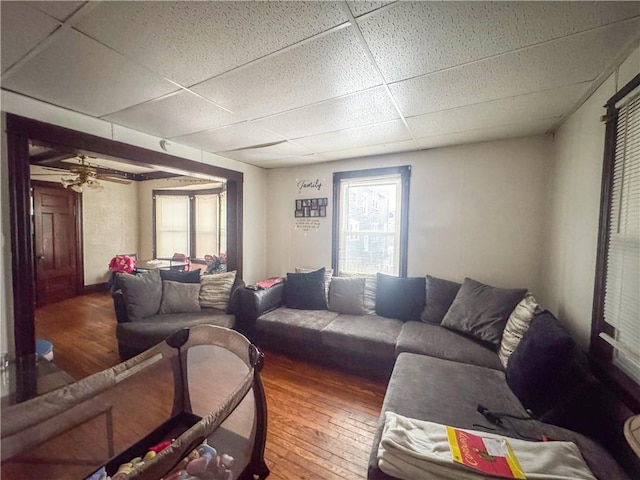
(30, 166), (140, 287)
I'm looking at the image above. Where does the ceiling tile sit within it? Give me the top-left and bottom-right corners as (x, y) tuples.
(318, 139), (418, 162)
(73, 1), (348, 86)
(417, 119), (555, 150)
(359, 1), (640, 83)
(406, 83), (590, 138)
(253, 154), (327, 169)
(253, 87), (399, 139)
(172, 122), (285, 153)
(390, 20), (640, 118)
(27, 1), (85, 22)
(215, 141), (313, 163)
(2, 29), (178, 117)
(192, 27), (382, 119)
(294, 119), (412, 153)
(103, 91), (241, 139)
(1, 2), (60, 73)
(347, 1), (396, 18)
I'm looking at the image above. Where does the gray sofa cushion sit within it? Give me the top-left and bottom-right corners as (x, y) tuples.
(368, 353), (630, 480)
(396, 321), (503, 370)
(117, 310), (234, 354)
(421, 275), (461, 324)
(116, 269), (163, 321)
(329, 277), (365, 315)
(257, 307), (339, 344)
(441, 277), (526, 348)
(321, 314), (403, 361)
(159, 281), (201, 314)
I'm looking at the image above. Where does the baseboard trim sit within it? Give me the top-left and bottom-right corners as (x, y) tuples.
(83, 283), (109, 294)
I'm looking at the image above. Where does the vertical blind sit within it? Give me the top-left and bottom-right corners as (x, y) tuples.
(602, 87), (640, 383)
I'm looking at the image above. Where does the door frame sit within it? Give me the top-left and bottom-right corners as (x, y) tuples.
(31, 180), (84, 305)
(7, 113), (244, 358)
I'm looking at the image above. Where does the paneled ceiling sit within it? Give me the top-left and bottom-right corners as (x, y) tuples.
(2, 1), (639, 169)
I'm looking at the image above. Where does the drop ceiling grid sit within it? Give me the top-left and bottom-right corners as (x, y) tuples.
(2, 28), (179, 117)
(72, 0), (350, 87)
(102, 90), (244, 139)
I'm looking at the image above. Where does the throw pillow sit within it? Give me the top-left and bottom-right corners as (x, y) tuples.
(505, 311), (579, 417)
(329, 277), (365, 315)
(284, 268), (327, 310)
(160, 268), (201, 284)
(296, 266), (333, 301)
(199, 271), (237, 310)
(375, 273), (426, 322)
(115, 269), (162, 322)
(420, 275), (461, 324)
(441, 278), (527, 349)
(498, 292), (542, 368)
(159, 281), (201, 314)
(339, 273), (376, 314)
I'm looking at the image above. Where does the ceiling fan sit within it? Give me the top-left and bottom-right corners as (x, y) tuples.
(35, 155), (132, 192)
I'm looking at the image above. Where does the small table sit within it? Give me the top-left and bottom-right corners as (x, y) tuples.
(135, 259), (189, 271)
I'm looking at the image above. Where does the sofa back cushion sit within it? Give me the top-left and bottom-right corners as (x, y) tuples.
(420, 275), (461, 324)
(441, 278), (526, 349)
(505, 310), (582, 417)
(116, 269), (162, 322)
(375, 274), (426, 322)
(159, 281), (201, 314)
(329, 277), (365, 315)
(160, 268), (201, 284)
(199, 270), (237, 310)
(284, 268), (327, 310)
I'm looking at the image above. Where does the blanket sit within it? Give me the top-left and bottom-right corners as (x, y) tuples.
(378, 412), (596, 480)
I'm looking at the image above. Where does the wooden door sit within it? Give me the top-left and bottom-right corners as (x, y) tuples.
(33, 184), (81, 307)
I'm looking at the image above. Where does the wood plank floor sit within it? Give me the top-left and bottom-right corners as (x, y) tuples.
(34, 292), (388, 479)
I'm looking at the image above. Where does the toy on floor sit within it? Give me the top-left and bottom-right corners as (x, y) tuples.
(108, 439), (234, 480)
(161, 441), (234, 480)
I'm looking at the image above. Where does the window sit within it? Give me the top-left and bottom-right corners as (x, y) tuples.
(332, 166), (410, 276)
(592, 74), (640, 403)
(154, 189), (226, 259)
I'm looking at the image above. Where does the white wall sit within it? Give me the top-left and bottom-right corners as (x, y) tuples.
(542, 46), (640, 347)
(1, 93), (268, 357)
(266, 136), (553, 295)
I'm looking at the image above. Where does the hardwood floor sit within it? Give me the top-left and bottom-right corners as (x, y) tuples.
(33, 293), (387, 479)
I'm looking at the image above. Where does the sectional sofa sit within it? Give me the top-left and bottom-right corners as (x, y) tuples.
(238, 268), (640, 480)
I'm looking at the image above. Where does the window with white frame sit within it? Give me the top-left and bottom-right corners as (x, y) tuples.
(593, 74), (640, 397)
(154, 189), (226, 260)
(333, 166), (410, 276)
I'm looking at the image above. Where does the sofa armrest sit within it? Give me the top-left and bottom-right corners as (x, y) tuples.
(227, 278), (246, 315)
(241, 282), (285, 320)
(111, 290), (130, 324)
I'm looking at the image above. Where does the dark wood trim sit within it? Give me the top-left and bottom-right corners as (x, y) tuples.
(9, 114), (243, 183)
(590, 74), (640, 410)
(7, 128), (36, 357)
(331, 166), (410, 277)
(606, 72), (640, 108)
(6, 113), (244, 359)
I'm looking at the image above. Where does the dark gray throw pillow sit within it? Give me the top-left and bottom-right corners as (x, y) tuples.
(441, 277), (526, 348)
(420, 275), (461, 324)
(160, 268), (201, 284)
(329, 277), (365, 315)
(284, 267), (327, 310)
(116, 269), (162, 322)
(505, 311), (582, 417)
(375, 273), (426, 322)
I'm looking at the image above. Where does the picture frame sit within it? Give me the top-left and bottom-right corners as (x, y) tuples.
(294, 197), (328, 218)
